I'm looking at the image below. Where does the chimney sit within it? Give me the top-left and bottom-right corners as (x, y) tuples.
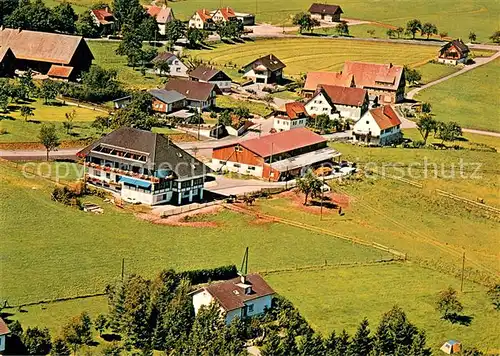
(105, 6), (109, 13)
(240, 275), (246, 284)
(389, 63), (393, 68)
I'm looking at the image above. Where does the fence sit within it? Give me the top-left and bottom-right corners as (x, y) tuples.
(159, 200), (221, 218)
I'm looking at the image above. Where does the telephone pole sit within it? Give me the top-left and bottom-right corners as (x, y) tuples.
(121, 258), (125, 281)
(460, 252), (465, 292)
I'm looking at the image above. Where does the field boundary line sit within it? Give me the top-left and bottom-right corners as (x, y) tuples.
(436, 189), (500, 215)
(4, 292), (107, 309)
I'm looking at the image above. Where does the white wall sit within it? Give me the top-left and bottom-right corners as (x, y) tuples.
(212, 158), (263, 177)
(209, 80), (231, 91)
(352, 111), (401, 145)
(305, 92), (335, 118)
(192, 289), (215, 315)
(189, 13), (205, 29)
(337, 104), (364, 121)
(155, 56), (189, 77)
(245, 295), (273, 317)
(273, 117), (306, 131)
(244, 69), (270, 83)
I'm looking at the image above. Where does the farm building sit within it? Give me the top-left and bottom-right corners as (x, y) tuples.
(273, 102), (308, 131)
(77, 127), (210, 206)
(164, 79), (221, 111)
(0, 317), (10, 353)
(192, 274), (275, 324)
(308, 3), (344, 22)
(149, 89), (186, 114)
(0, 28), (94, 80)
(189, 65), (232, 92)
(302, 71), (355, 98)
(352, 105), (402, 145)
(438, 39), (469, 65)
(145, 5), (175, 35)
(243, 54), (286, 84)
(90, 7), (115, 34)
(0, 46), (15, 76)
(212, 128), (341, 181)
(305, 84), (369, 121)
(152, 52), (189, 77)
(342, 61), (406, 104)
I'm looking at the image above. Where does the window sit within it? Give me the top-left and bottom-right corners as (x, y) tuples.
(322, 107), (328, 111)
(233, 163), (241, 168)
(176, 67), (181, 73)
(248, 166), (255, 171)
(106, 173), (111, 179)
(174, 60), (179, 65)
(277, 120), (280, 124)
(366, 121), (369, 124)
(247, 304), (254, 313)
(181, 181), (192, 189)
(235, 145), (243, 152)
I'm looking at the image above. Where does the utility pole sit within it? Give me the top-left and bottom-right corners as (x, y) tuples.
(460, 252), (465, 292)
(121, 258), (125, 281)
(320, 164), (325, 220)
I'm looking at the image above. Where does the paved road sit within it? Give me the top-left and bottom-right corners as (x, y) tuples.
(400, 117), (500, 138)
(0, 148), (79, 161)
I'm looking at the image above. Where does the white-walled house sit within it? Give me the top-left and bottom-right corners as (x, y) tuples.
(145, 5), (174, 35)
(0, 318), (10, 353)
(188, 9), (214, 29)
(164, 79), (222, 111)
(273, 102), (307, 131)
(243, 54), (286, 84)
(305, 84), (369, 121)
(152, 52), (189, 77)
(77, 127), (210, 206)
(352, 105), (402, 146)
(192, 274), (275, 324)
(189, 65), (232, 92)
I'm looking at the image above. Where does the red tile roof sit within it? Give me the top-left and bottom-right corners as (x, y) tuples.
(91, 8), (114, 24)
(318, 84), (367, 107)
(201, 274), (275, 311)
(370, 105), (401, 130)
(238, 128), (326, 157)
(196, 9), (213, 22)
(284, 102), (306, 119)
(0, 318), (10, 336)
(47, 65), (74, 78)
(145, 5), (173, 24)
(304, 71), (354, 91)
(343, 61), (404, 91)
(218, 7), (236, 20)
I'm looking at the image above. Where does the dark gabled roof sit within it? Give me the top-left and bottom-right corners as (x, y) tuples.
(244, 54), (286, 72)
(198, 274), (275, 311)
(149, 89), (186, 104)
(308, 3), (343, 15)
(189, 65), (231, 82)
(77, 127), (210, 178)
(152, 52), (176, 63)
(440, 39), (470, 55)
(164, 78), (221, 102)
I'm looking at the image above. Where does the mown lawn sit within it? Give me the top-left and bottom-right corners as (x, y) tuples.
(169, 0), (498, 41)
(416, 59), (500, 132)
(414, 62), (460, 84)
(266, 264), (500, 353)
(0, 162), (386, 305)
(217, 95), (273, 117)
(87, 41), (162, 89)
(187, 38), (438, 79)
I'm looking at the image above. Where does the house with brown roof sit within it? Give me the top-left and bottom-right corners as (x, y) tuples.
(0, 317), (10, 353)
(212, 127), (341, 180)
(273, 102), (308, 131)
(305, 84), (369, 121)
(164, 78), (221, 111)
(152, 52), (189, 77)
(188, 9), (214, 30)
(145, 5), (174, 35)
(438, 39), (469, 65)
(189, 65), (232, 92)
(0, 28), (94, 80)
(308, 3), (343, 22)
(302, 71), (355, 98)
(0, 46), (15, 76)
(149, 89), (186, 114)
(192, 274), (275, 324)
(342, 61), (405, 104)
(90, 7), (115, 35)
(243, 54), (286, 84)
(352, 105), (402, 145)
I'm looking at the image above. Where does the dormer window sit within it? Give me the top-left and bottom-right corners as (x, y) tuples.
(245, 286), (252, 295)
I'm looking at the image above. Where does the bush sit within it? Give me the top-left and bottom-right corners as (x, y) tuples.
(51, 186), (81, 207)
(176, 265), (238, 285)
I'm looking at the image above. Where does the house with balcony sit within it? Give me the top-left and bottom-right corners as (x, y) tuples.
(243, 54), (286, 84)
(164, 79), (221, 111)
(77, 127), (211, 205)
(438, 39), (469, 65)
(352, 105), (402, 146)
(90, 7), (115, 35)
(192, 274), (275, 325)
(188, 9), (214, 30)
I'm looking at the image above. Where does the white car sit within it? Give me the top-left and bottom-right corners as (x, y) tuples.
(123, 197), (140, 204)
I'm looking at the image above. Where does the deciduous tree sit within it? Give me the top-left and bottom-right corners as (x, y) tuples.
(38, 123), (60, 161)
(421, 22), (438, 39)
(404, 65), (422, 86)
(336, 21), (349, 36)
(406, 19), (422, 39)
(23, 327), (52, 355)
(76, 10), (100, 38)
(50, 337), (70, 356)
(165, 19), (186, 45)
(296, 170), (323, 205)
(186, 27), (207, 48)
(20, 105), (34, 122)
(39, 79), (60, 105)
(490, 31), (500, 43)
(416, 114), (437, 144)
(468, 31), (477, 43)
(486, 284), (500, 310)
(292, 12), (319, 34)
(436, 287), (464, 321)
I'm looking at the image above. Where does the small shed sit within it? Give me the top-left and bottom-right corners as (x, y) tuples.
(440, 340), (461, 354)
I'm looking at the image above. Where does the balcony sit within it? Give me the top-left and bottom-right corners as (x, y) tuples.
(86, 162), (165, 183)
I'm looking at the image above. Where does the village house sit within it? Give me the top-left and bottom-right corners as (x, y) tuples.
(90, 7), (115, 35)
(77, 127), (210, 205)
(0, 28), (94, 80)
(0, 317), (10, 353)
(308, 3), (344, 22)
(112, 95), (131, 109)
(145, 5), (175, 36)
(273, 102), (308, 131)
(192, 274), (275, 324)
(305, 84), (369, 121)
(342, 61), (405, 104)
(149, 89), (186, 114)
(352, 105), (402, 145)
(212, 128), (341, 181)
(188, 9), (214, 30)
(437, 39), (469, 65)
(243, 54), (286, 84)
(209, 7), (255, 26)
(0, 46), (15, 76)
(164, 79), (221, 111)
(189, 65), (232, 92)
(152, 52), (189, 77)
(302, 71), (355, 98)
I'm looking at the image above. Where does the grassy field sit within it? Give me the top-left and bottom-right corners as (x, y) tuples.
(266, 264), (500, 353)
(0, 100), (102, 143)
(414, 62), (460, 84)
(87, 41), (163, 89)
(217, 95), (273, 117)
(0, 162), (388, 305)
(187, 38), (438, 79)
(416, 59), (500, 132)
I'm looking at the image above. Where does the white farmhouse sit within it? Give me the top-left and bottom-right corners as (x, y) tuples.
(192, 274), (275, 324)
(0, 318), (10, 353)
(145, 5), (174, 36)
(305, 84), (369, 121)
(152, 52), (189, 77)
(188, 9), (214, 29)
(352, 105), (402, 146)
(273, 102), (307, 131)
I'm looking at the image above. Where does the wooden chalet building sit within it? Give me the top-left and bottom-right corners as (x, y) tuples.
(243, 54), (286, 84)
(77, 127), (211, 205)
(308, 3), (343, 22)
(438, 39), (469, 65)
(212, 128), (341, 181)
(0, 28), (94, 80)
(189, 65), (232, 92)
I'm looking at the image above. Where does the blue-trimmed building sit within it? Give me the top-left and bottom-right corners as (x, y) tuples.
(77, 127), (211, 205)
